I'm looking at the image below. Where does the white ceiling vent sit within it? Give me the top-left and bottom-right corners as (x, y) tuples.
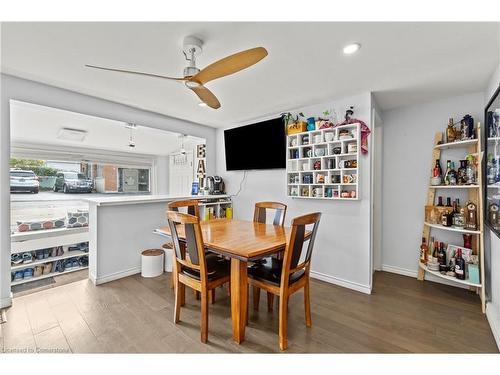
(57, 127), (87, 142)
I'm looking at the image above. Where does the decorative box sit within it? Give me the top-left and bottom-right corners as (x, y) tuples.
(287, 121), (307, 135)
(467, 264), (480, 284)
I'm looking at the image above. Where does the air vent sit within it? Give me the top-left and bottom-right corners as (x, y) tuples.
(57, 128), (87, 142)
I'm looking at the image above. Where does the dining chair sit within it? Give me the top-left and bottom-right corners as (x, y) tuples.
(248, 212), (321, 351)
(167, 210), (231, 343)
(252, 201), (287, 311)
(165, 199), (201, 289)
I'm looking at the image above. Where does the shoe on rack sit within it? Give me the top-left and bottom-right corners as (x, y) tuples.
(42, 262), (53, 275)
(50, 247), (57, 257)
(23, 268), (34, 279)
(11, 253), (23, 265)
(35, 250), (44, 260)
(78, 256), (88, 267)
(57, 246), (64, 256)
(22, 252), (33, 264)
(13, 271), (24, 281)
(63, 259), (74, 270)
(43, 248), (50, 259)
(34, 266), (43, 277)
(72, 259), (80, 269)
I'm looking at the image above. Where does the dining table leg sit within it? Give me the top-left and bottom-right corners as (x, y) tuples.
(230, 258), (248, 344)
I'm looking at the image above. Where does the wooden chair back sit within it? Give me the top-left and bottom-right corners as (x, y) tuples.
(280, 212), (321, 286)
(167, 211), (208, 281)
(253, 201), (287, 226)
(167, 199), (200, 218)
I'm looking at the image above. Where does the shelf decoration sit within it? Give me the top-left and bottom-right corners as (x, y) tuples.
(418, 128), (485, 313)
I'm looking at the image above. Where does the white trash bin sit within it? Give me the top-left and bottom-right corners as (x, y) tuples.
(141, 249), (164, 278)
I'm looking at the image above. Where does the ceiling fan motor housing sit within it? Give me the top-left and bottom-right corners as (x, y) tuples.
(182, 35), (203, 78)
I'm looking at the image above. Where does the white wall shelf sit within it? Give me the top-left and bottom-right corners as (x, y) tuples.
(434, 139), (478, 150)
(424, 222), (481, 235)
(286, 123), (360, 200)
(429, 185), (479, 189)
(418, 263), (481, 288)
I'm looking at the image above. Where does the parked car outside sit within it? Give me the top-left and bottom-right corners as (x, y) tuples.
(10, 169), (39, 193)
(53, 171), (93, 193)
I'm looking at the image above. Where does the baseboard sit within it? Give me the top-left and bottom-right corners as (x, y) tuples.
(486, 303), (500, 351)
(310, 270), (372, 295)
(93, 266), (142, 285)
(381, 264), (418, 278)
(0, 295), (12, 309)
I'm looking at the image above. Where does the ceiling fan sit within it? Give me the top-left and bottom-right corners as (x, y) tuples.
(85, 36), (268, 109)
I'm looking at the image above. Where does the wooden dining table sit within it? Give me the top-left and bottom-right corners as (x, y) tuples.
(155, 218), (300, 344)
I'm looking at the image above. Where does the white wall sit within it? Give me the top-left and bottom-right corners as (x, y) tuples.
(380, 92), (484, 277)
(485, 63), (500, 349)
(0, 74), (217, 308)
(155, 155), (169, 195)
(215, 92), (374, 293)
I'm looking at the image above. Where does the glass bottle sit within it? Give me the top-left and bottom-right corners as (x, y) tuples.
(420, 237), (428, 264)
(465, 155), (476, 185)
(437, 196), (444, 206)
(446, 197), (452, 207)
(457, 160), (467, 185)
(438, 242), (447, 273)
(444, 160), (452, 185)
(455, 248), (466, 280)
(446, 118), (456, 143)
(433, 159), (443, 179)
(454, 207), (466, 228)
(465, 202), (478, 230)
(449, 161), (457, 185)
(463, 234), (472, 249)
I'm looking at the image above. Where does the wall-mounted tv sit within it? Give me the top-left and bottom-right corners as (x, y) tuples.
(224, 117), (285, 171)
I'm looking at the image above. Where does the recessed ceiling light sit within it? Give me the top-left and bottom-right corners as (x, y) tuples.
(198, 102), (208, 107)
(343, 43), (361, 55)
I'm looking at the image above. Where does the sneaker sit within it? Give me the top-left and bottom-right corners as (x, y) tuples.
(57, 246), (64, 256)
(72, 259), (80, 269)
(11, 253), (23, 265)
(23, 268), (34, 279)
(35, 250), (44, 260)
(13, 271), (24, 281)
(22, 252), (33, 264)
(78, 256), (88, 267)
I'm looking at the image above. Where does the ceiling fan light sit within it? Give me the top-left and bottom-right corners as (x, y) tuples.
(343, 43), (361, 55)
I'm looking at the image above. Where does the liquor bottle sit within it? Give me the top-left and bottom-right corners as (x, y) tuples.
(452, 199), (459, 226)
(455, 207), (466, 228)
(433, 159), (443, 179)
(441, 209), (453, 227)
(420, 237), (428, 264)
(429, 236), (434, 259)
(458, 160), (467, 185)
(433, 240), (439, 261)
(455, 248), (466, 280)
(449, 162), (457, 185)
(446, 118), (456, 143)
(437, 196), (444, 206)
(465, 202), (478, 230)
(444, 160), (452, 185)
(465, 155), (476, 184)
(438, 242), (447, 273)
(446, 197), (452, 207)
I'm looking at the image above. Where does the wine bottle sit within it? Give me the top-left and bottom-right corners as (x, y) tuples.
(446, 197), (452, 207)
(437, 196), (444, 206)
(455, 248), (466, 280)
(438, 242), (447, 273)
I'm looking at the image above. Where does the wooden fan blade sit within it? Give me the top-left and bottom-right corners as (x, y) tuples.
(85, 64), (186, 81)
(190, 47), (268, 85)
(189, 85), (221, 109)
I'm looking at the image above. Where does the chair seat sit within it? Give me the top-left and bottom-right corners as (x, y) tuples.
(248, 257), (305, 286)
(182, 253), (230, 281)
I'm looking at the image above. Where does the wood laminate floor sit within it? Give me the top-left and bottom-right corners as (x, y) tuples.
(0, 271), (497, 353)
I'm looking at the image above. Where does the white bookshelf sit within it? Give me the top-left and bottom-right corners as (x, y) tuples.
(286, 123), (360, 200)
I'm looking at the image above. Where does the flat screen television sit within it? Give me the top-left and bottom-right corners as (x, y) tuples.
(224, 117), (286, 171)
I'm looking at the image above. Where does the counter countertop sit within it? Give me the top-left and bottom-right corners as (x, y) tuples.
(86, 194), (230, 206)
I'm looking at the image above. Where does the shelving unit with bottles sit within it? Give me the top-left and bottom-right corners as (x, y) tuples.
(286, 123), (360, 200)
(418, 128), (485, 313)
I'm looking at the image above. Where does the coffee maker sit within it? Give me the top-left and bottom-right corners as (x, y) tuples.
(212, 176), (225, 195)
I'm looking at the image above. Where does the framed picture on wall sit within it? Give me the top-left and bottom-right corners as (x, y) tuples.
(484, 84), (500, 237)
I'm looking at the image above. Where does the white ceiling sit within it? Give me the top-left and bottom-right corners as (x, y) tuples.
(10, 100), (205, 156)
(2, 22), (499, 128)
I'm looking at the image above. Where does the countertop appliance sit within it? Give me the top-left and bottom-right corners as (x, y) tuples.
(212, 176), (225, 194)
